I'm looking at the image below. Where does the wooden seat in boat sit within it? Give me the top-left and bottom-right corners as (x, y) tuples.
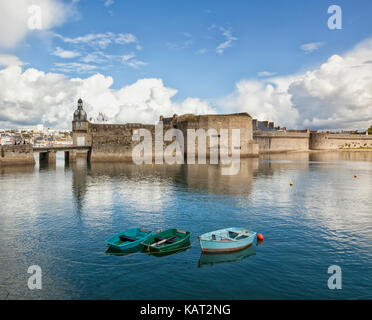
(119, 235), (138, 242)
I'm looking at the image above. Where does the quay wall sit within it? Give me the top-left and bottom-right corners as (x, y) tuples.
(309, 132), (372, 150)
(253, 131), (310, 153)
(0, 145), (35, 166)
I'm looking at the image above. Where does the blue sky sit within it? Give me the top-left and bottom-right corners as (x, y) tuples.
(13, 0), (372, 99)
(0, 0), (372, 130)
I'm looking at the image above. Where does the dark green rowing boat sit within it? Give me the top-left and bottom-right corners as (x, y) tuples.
(141, 228), (191, 253)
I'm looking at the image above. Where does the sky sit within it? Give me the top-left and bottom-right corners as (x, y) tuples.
(0, 0), (372, 130)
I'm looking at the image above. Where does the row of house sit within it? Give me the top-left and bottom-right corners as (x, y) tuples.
(0, 129), (72, 146)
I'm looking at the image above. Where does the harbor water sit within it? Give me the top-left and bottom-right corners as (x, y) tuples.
(0, 151), (371, 299)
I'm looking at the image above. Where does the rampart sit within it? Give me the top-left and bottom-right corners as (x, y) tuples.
(0, 145), (35, 166)
(85, 113), (259, 162)
(309, 132), (372, 150)
(88, 123), (155, 162)
(253, 130), (310, 153)
(170, 113), (259, 158)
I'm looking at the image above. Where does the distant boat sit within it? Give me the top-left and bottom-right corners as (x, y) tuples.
(141, 228), (191, 254)
(106, 228), (153, 252)
(198, 227), (256, 253)
(198, 245), (256, 267)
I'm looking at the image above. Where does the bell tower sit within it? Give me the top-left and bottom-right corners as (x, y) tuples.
(72, 98), (91, 147)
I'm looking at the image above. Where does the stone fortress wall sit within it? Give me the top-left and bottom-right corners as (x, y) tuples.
(84, 112), (260, 162)
(162, 113), (259, 159)
(252, 119), (372, 153)
(252, 119), (310, 153)
(77, 112), (372, 162)
(0, 145), (35, 166)
(1, 99), (371, 167)
(309, 132), (372, 150)
(88, 123), (155, 162)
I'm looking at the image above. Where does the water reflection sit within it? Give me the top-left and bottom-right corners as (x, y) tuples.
(310, 151), (372, 162)
(68, 160), (260, 226)
(260, 150), (372, 162)
(198, 245), (256, 267)
(143, 240), (191, 258)
(183, 159), (258, 195)
(0, 165), (35, 175)
(0, 151), (372, 299)
(70, 159), (89, 212)
(87, 159), (259, 196)
(105, 246), (138, 256)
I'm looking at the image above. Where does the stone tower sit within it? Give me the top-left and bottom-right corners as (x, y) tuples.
(72, 98), (91, 147)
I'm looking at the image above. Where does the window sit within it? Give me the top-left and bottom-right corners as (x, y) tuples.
(77, 136), (85, 146)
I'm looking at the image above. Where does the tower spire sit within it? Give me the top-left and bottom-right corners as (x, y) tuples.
(74, 98), (87, 121)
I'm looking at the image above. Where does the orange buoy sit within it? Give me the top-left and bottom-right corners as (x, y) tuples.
(257, 234), (264, 241)
(354, 175), (358, 178)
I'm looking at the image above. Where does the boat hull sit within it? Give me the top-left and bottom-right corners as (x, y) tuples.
(199, 228), (256, 253)
(106, 228), (153, 252)
(141, 228), (191, 253)
(200, 242), (253, 253)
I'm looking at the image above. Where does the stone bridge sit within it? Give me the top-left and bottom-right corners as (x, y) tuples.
(33, 145), (91, 164)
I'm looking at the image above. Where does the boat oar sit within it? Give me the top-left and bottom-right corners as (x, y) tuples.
(151, 236), (176, 247)
(231, 230), (248, 239)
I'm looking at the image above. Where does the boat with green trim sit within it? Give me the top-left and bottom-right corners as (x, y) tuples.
(141, 228), (191, 253)
(106, 228), (153, 252)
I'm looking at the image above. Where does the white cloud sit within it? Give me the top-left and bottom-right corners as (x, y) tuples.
(104, 0), (114, 7)
(174, 98), (216, 116)
(51, 32), (146, 70)
(300, 42), (325, 54)
(0, 54), (24, 67)
(219, 75), (299, 128)
(114, 79), (216, 124)
(2, 38), (372, 131)
(0, 0), (77, 48)
(52, 62), (97, 74)
(0, 66), (215, 129)
(80, 51), (112, 64)
(215, 27), (237, 55)
(167, 39), (193, 50)
(53, 51), (148, 71)
(258, 71), (277, 77)
(53, 47), (81, 59)
(51, 33), (146, 70)
(121, 54), (147, 69)
(196, 48), (208, 55)
(219, 38), (372, 130)
(115, 33), (137, 45)
(121, 54), (135, 62)
(56, 32), (138, 49)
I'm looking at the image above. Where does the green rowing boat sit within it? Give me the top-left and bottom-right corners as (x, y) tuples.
(141, 228), (191, 253)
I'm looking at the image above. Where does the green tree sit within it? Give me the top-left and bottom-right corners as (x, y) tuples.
(369, 125), (372, 135)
